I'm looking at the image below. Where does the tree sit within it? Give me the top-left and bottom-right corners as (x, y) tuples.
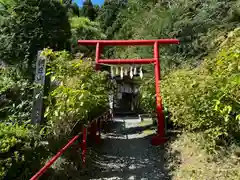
(0, 0), (71, 79)
(81, 0), (97, 21)
(70, 16), (106, 56)
(97, 0), (127, 33)
(60, 0), (80, 17)
(68, 2), (80, 17)
(94, 4), (100, 16)
(0, 0), (16, 25)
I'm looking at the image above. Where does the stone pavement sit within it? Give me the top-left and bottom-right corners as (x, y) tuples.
(79, 116), (171, 180)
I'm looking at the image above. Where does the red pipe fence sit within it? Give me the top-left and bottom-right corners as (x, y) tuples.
(30, 110), (112, 180)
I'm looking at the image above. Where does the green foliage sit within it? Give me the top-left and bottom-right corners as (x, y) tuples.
(61, 0), (80, 17)
(139, 28), (239, 152)
(139, 78), (156, 114)
(0, 47), (112, 177)
(103, 0), (240, 151)
(97, 0), (127, 39)
(0, 0), (71, 78)
(0, 123), (29, 178)
(67, 2), (80, 17)
(99, 0), (239, 72)
(70, 17), (106, 55)
(161, 28), (240, 150)
(42, 49), (112, 136)
(0, 123), (46, 180)
(167, 132), (240, 179)
(81, 0), (97, 21)
(71, 16), (106, 40)
(0, 68), (47, 180)
(0, 0), (16, 25)
(0, 68), (33, 123)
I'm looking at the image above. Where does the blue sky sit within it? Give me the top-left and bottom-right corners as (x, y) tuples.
(74, 0), (104, 7)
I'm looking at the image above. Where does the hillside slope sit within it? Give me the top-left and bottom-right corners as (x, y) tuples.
(97, 1), (240, 179)
(98, 0), (240, 74)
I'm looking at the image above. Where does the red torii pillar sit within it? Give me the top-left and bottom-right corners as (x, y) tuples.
(78, 39), (180, 145)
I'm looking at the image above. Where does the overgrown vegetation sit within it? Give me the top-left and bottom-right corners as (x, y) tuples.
(42, 49), (112, 137)
(0, 123), (48, 179)
(95, 0), (240, 178)
(0, 0), (71, 79)
(161, 29), (240, 151)
(166, 132), (240, 180)
(98, 0), (240, 73)
(106, 0), (240, 150)
(0, 52), (111, 179)
(0, 0), (239, 179)
(0, 68), (33, 123)
(0, 0), (111, 179)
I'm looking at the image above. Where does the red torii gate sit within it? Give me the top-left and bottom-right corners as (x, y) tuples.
(78, 39), (180, 145)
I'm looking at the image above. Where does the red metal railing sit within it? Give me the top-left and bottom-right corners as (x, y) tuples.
(30, 110), (112, 180)
(30, 134), (83, 180)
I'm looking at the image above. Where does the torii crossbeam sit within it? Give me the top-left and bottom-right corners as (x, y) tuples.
(78, 39), (180, 145)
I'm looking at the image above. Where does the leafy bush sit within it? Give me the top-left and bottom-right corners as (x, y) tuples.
(139, 28), (239, 152)
(0, 68), (33, 123)
(0, 68), (48, 179)
(0, 123), (46, 180)
(42, 49), (112, 136)
(161, 28), (240, 150)
(139, 78), (156, 114)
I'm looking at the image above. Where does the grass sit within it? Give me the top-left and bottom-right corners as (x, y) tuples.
(139, 117), (240, 179)
(166, 133), (240, 180)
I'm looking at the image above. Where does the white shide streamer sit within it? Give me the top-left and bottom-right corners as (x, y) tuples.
(115, 66), (119, 75)
(139, 66), (143, 79)
(110, 66), (114, 78)
(130, 66), (133, 79)
(124, 66), (128, 76)
(120, 67), (124, 79)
